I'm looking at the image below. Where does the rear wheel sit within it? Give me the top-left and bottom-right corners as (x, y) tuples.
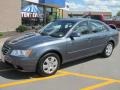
(37, 53), (60, 76)
(102, 42), (114, 58)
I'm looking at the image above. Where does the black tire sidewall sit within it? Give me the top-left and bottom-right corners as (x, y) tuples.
(37, 53), (60, 76)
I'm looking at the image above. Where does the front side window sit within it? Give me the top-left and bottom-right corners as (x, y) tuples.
(73, 21), (90, 35)
(89, 21), (108, 33)
(40, 20), (77, 38)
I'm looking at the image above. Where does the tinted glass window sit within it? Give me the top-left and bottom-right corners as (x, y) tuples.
(89, 21), (108, 33)
(73, 21), (90, 35)
(91, 15), (101, 20)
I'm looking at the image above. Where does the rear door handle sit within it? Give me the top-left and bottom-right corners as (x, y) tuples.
(87, 38), (93, 42)
(98, 36), (106, 39)
(87, 38), (93, 40)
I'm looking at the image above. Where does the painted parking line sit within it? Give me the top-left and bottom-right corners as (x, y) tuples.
(59, 71), (120, 90)
(59, 70), (120, 83)
(0, 71), (69, 88)
(0, 70), (120, 89)
(81, 80), (116, 90)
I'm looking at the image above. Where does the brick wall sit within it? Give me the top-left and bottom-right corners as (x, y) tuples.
(0, 0), (21, 32)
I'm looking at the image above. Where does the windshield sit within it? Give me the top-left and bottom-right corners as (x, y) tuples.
(39, 20), (77, 38)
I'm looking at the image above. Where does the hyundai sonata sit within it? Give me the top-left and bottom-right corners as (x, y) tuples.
(1, 18), (119, 76)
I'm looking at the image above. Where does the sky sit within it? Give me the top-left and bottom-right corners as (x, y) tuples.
(65, 0), (120, 16)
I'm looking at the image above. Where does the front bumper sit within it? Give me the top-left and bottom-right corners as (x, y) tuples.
(1, 54), (38, 72)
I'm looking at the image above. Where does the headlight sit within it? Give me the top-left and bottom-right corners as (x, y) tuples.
(11, 50), (32, 57)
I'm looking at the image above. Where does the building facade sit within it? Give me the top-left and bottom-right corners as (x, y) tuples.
(22, 0), (65, 25)
(68, 11), (112, 19)
(0, 0), (21, 32)
(0, 0), (65, 32)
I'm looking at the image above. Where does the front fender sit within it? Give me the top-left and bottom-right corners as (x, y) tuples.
(31, 39), (67, 62)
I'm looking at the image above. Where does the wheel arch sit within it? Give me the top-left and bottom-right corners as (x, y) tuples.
(108, 40), (115, 48)
(36, 49), (63, 69)
(109, 24), (117, 30)
(42, 50), (63, 63)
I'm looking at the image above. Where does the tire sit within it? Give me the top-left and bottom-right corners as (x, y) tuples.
(36, 53), (60, 76)
(102, 42), (114, 58)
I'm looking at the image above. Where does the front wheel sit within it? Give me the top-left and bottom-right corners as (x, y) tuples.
(102, 42), (114, 58)
(37, 53), (60, 76)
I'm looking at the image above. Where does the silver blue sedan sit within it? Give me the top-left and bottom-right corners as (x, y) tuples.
(1, 18), (119, 76)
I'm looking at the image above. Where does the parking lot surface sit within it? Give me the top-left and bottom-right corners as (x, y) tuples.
(0, 35), (120, 90)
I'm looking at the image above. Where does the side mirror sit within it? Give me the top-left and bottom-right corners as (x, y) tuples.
(70, 32), (81, 38)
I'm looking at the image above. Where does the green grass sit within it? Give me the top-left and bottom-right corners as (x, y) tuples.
(0, 32), (3, 37)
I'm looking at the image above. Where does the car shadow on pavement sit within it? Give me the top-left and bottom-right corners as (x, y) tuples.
(0, 54), (103, 80)
(0, 61), (37, 80)
(60, 54), (103, 69)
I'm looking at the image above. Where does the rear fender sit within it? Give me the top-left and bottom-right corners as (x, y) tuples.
(109, 24), (117, 30)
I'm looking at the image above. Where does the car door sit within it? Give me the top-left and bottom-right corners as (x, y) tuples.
(66, 21), (95, 62)
(88, 20), (109, 54)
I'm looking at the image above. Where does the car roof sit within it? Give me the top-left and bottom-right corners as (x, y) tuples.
(55, 18), (106, 24)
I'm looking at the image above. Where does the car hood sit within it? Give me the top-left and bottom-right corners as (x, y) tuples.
(5, 32), (57, 49)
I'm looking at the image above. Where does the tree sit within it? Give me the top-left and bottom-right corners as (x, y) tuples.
(117, 11), (120, 16)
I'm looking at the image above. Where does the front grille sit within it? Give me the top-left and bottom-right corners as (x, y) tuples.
(2, 45), (11, 55)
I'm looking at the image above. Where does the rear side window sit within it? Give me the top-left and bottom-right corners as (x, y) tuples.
(89, 21), (108, 33)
